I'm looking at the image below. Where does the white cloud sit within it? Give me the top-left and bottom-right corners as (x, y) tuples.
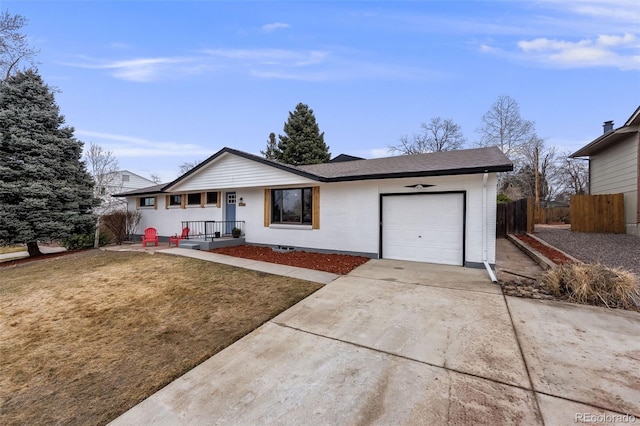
(539, 0), (639, 24)
(261, 22), (290, 33)
(479, 44), (501, 54)
(597, 33), (636, 46)
(515, 33), (639, 70)
(65, 56), (197, 82)
(76, 130), (212, 158)
(518, 38), (591, 52)
(470, 1), (639, 70)
(204, 48), (328, 67)
(66, 45), (430, 83)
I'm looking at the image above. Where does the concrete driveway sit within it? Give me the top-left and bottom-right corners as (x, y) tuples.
(112, 259), (640, 425)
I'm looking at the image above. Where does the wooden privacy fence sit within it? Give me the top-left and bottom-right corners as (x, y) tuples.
(496, 197), (534, 238)
(570, 194), (625, 233)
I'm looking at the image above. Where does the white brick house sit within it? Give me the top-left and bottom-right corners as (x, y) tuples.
(117, 147), (512, 267)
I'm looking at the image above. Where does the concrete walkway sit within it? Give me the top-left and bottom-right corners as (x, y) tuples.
(103, 245), (339, 285)
(110, 254), (640, 425)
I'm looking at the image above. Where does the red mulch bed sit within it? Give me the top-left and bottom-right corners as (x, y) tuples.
(515, 235), (573, 265)
(209, 245), (370, 275)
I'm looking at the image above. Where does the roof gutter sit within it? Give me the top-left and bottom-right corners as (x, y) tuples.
(322, 165), (513, 183)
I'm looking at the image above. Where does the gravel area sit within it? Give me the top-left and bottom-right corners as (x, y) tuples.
(533, 226), (640, 276)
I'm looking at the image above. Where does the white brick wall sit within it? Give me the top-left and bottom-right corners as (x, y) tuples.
(127, 172), (499, 265)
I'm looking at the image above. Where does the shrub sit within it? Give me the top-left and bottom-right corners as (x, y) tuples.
(101, 210), (142, 244)
(62, 233), (109, 250)
(497, 194), (512, 204)
(542, 263), (639, 309)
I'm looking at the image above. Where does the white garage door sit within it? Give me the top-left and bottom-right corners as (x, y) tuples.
(382, 193), (464, 265)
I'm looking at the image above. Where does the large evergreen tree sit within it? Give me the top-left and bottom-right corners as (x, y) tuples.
(260, 132), (278, 160)
(277, 103), (330, 165)
(0, 69), (98, 256)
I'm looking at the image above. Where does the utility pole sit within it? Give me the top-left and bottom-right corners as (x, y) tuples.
(534, 145), (540, 221)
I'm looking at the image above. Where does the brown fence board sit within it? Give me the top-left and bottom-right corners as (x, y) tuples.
(497, 197), (532, 237)
(570, 194), (625, 233)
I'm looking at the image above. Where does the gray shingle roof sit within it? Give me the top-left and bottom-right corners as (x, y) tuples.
(114, 146), (513, 196)
(113, 183), (166, 197)
(296, 146), (512, 181)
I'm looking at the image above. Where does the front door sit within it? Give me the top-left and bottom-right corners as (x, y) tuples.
(225, 192), (236, 234)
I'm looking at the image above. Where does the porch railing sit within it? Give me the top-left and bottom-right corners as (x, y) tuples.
(180, 220), (245, 240)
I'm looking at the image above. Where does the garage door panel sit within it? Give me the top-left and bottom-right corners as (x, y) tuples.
(382, 193), (464, 265)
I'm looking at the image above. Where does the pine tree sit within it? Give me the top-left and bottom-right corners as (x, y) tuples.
(0, 69), (98, 256)
(277, 103), (330, 165)
(261, 132), (279, 160)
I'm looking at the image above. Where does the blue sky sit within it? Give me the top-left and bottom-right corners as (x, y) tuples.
(4, 0), (640, 182)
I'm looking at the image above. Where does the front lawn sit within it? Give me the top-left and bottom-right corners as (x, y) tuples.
(0, 250), (322, 425)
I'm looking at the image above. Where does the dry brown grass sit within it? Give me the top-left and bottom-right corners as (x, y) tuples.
(542, 263), (640, 309)
(0, 250), (322, 426)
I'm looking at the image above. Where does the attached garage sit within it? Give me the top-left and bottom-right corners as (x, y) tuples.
(121, 146), (512, 268)
(380, 192), (465, 265)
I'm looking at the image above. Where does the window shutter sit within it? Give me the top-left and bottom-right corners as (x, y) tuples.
(201, 192), (205, 208)
(154, 196), (158, 210)
(217, 191), (222, 208)
(165, 195), (169, 209)
(136, 197), (140, 210)
(312, 186), (320, 229)
(181, 194), (186, 209)
(264, 189), (270, 227)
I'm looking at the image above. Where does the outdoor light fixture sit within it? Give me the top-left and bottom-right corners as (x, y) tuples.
(404, 184), (434, 189)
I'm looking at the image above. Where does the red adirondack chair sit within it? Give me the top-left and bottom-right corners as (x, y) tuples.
(141, 227), (159, 247)
(169, 227), (190, 247)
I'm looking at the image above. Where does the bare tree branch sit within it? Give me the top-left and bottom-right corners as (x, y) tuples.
(0, 10), (39, 80)
(476, 95), (535, 161)
(558, 153), (589, 195)
(390, 117), (465, 154)
(179, 160), (202, 175)
(84, 142), (121, 248)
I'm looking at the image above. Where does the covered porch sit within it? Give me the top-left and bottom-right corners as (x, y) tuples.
(174, 220), (246, 250)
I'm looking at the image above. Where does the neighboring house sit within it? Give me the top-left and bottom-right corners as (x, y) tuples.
(571, 106), (640, 236)
(118, 170), (157, 192)
(116, 146), (512, 267)
(98, 170), (157, 212)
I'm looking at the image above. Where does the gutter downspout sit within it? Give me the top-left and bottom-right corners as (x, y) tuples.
(482, 172), (498, 283)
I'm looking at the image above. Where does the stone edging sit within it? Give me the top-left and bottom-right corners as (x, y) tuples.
(507, 234), (555, 271)
(506, 233), (584, 272)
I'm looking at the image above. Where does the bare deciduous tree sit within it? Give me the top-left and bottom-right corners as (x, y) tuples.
(390, 117), (465, 155)
(149, 173), (162, 184)
(559, 154), (589, 195)
(476, 95), (545, 195)
(179, 160), (201, 175)
(476, 95), (535, 161)
(84, 142), (121, 248)
(508, 138), (560, 207)
(0, 10), (39, 79)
